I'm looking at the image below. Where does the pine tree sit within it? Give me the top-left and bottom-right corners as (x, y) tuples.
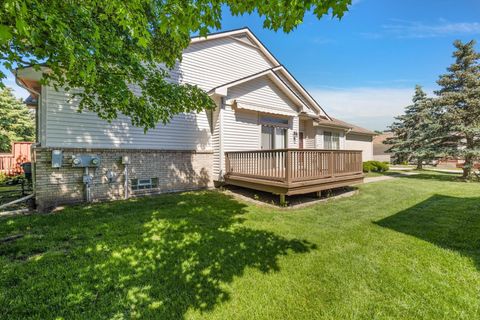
(0, 88), (35, 152)
(386, 85), (437, 169)
(435, 40), (480, 179)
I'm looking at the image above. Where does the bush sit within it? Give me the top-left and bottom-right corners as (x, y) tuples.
(0, 172), (7, 185)
(6, 174), (25, 185)
(363, 162), (375, 173)
(363, 161), (389, 173)
(0, 173), (25, 185)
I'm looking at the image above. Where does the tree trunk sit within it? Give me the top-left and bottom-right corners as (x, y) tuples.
(416, 158), (423, 170)
(463, 155), (473, 180)
(463, 137), (474, 180)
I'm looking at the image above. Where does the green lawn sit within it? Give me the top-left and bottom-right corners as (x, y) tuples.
(1, 172), (480, 319)
(0, 184), (24, 206)
(364, 171), (388, 178)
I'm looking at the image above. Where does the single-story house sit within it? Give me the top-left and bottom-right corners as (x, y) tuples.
(373, 132), (393, 163)
(15, 27), (375, 210)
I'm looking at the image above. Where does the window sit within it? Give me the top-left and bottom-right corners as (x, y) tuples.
(261, 126), (287, 149)
(131, 178), (158, 190)
(260, 115), (289, 126)
(324, 131), (340, 150)
(260, 115), (288, 150)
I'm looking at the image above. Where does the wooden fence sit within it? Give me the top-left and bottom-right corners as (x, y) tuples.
(0, 142), (33, 176)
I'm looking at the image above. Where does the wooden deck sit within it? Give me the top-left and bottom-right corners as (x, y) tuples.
(224, 149), (364, 200)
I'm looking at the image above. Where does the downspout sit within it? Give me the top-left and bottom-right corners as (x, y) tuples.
(219, 97), (225, 180)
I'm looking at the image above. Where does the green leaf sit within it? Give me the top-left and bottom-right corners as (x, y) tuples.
(0, 25), (12, 44)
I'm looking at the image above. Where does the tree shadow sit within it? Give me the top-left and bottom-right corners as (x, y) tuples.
(0, 191), (315, 319)
(375, 194), (480, 269)
(393, 171), (463, 182)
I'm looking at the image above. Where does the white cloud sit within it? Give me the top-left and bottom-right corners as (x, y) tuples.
(380, 19), (480, 39)
(309, 87), (429, 130)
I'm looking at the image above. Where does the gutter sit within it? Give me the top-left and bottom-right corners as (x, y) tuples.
(14, 71), (40, 96)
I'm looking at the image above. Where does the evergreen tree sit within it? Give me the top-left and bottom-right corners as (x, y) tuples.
(435, 40), (480, 179)
(386, 85), (437, 169)
(0, 87), (35, 152)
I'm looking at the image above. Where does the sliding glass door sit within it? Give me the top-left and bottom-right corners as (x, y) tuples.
(261, 126), (287, 150)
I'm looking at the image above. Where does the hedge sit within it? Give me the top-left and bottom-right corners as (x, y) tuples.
(363, 161), (389, 173)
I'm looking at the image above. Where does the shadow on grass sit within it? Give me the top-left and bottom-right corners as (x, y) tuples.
(392, 170), (465, 183)
(0, 191), (315, 319)
(375, 194), (480, 269)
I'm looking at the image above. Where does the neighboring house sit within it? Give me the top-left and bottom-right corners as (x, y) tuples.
(15, 28), (375, 210)
(435, 158), (480, 169)
(373, 132), (393, 163)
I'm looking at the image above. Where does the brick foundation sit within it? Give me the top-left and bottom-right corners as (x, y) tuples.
(33, 147), (214, 211)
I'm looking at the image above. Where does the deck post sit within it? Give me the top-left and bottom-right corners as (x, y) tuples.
(329, 151), (334, 177)
(285, 150), (292, 185)
(279, 194), (286, 206)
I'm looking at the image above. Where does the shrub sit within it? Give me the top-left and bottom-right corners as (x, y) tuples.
(0, 173), (25, 185)
(363, 161), (389, 173)
(0, 172), (7, 184)
(363, 162), (375, 173)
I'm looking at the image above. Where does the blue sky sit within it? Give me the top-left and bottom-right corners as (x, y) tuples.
(3, 0), (480, 130)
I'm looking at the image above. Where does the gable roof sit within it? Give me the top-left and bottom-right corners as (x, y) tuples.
(315, 117), (376, 136)
(333, 118), (376, 135)
(208, 67), (309, 113)
(191, 27), (331, 119)
(191, 27), (280, 66)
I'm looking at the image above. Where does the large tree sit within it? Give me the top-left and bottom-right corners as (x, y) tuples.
(0, 0), (351, 129)
(435, 40), (480, 179)
(0, 87), (35, 152)
(386, 85), (437, 169)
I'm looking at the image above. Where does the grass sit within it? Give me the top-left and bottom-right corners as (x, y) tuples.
(364, 171), (388, 178)
(0, 184), (24, 206)
(1, 171), (480, 319)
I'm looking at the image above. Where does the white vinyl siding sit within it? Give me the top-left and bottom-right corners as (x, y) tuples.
(289, 116), (299, 148)
(211, 104), (221, 180)
(44, 87), (212, 150)
(215, 103), (296, 178)
(223, 106), (260, 153)
(42, 36), (276, 151)
(299, 120), (316, 149)
(227, 76), (300, 116)
(171, 37), (274, 90)
(346, 133), (374, 161)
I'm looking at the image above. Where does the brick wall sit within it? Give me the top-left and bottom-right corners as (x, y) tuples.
(34, 147), (214, 211)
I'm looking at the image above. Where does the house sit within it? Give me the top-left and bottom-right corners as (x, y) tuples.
(373, 132), (393, 163)
(15, 28), (375, 210)
(320, 118), (375, 161)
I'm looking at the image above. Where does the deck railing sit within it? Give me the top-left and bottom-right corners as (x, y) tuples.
(225, 149), (363, 184)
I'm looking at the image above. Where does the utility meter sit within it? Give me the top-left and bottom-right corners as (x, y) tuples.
(72, 155), (101, 167)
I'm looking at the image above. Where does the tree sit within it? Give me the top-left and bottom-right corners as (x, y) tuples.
(0, 87), (35, 152)
(435, 40), (480, 179)
(0, 0), (351, 130)
(386, 85), (437, 169)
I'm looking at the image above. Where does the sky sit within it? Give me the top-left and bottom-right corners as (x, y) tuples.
(2, 0), (480, 130)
